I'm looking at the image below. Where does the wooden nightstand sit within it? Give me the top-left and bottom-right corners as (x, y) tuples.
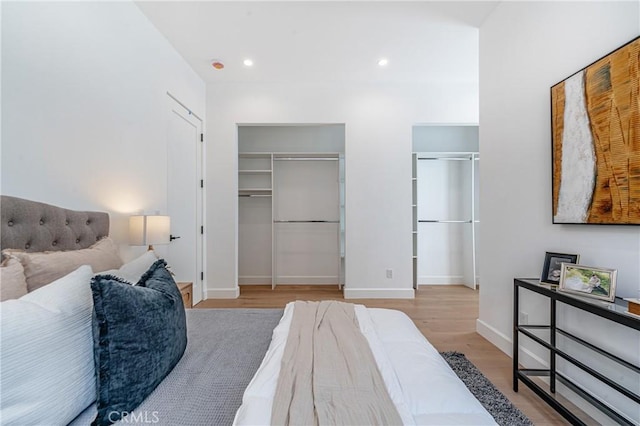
(177, 282), (193, 309)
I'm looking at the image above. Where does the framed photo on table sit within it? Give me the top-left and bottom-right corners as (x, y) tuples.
(559, 264), (617, 302)
(540, 252), (580, 285)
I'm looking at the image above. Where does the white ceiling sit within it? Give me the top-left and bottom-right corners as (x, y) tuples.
(136, 1), (499, 85)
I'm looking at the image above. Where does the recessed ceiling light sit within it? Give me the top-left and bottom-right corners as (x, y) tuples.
(243, 59), (254, 67)
(378, 58), (389, 67)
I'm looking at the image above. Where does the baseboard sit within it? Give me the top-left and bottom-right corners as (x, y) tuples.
(419, 275), (464, 285)
(276, 276), (339, 285)
(476, 319), (513, 356)
(238, 276), (271, 285)
(518, 344), (548, 369)
(205, 286), (240, 299)
(239, 275), (339, 285)
(476, 318), (551, 366)
(343, 288), (415, 299)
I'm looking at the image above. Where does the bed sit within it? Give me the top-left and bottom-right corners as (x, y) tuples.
(0, 195), (496, 425)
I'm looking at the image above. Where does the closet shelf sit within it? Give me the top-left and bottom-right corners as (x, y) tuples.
(272, 152), (340, 159)
(418, 157), (474, 161)
(239, 170), (272, 174)
(419, 219), (473, 223)
(239, 152), (272, 158)
(239, 189), (272, 196)
(274, 220), (339, 224)
(273, 157), (338, 161)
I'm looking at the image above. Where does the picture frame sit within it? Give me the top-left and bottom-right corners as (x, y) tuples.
(540, 252), (579, 285)
(551, 36), (640, 225)
(559, 264), (617, 302)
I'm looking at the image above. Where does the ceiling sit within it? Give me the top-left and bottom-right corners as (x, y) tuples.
(136, 1), (500, 85)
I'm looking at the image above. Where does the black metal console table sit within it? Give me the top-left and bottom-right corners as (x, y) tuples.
(513, 278), (640, 425)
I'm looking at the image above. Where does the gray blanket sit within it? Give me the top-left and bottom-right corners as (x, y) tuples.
(69, 308), (283, 426)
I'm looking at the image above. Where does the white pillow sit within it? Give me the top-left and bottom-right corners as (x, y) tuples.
(0, 265), (95, 425)
(97, 250), (158, 283)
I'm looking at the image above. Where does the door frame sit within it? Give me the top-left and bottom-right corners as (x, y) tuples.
(167, 92), (205, 303)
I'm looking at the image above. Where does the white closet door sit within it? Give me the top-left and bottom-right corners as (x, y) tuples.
(274, 160), (339, 285)
(166, 98), (204, 303)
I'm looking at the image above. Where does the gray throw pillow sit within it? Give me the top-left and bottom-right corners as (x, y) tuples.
(90, 259), (187, 426)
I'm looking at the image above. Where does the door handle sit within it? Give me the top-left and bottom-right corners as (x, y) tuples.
(170, 235), (181, 241)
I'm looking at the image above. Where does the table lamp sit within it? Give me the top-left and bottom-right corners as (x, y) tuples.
(129, 215), (171, 251)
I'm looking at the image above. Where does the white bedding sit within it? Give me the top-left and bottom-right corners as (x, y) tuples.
(234, 303), (496, 425)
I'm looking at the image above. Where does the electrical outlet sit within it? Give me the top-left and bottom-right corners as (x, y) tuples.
(386, 269), (393, 279)
(519, 312), (529, 325)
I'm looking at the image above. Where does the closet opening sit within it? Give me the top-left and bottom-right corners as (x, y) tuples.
(237, 124), (346, 291)
(411, 125), (479, 290)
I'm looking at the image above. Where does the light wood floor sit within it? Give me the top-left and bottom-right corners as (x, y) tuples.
(197, 285), (569, 425)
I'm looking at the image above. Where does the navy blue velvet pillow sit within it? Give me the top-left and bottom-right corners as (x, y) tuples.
(90, 259), (187, 426)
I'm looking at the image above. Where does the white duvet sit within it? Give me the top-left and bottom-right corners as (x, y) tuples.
(234, 303), (497, 425)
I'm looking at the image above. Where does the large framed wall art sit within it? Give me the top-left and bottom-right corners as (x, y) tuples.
(551, 36), (640, 225)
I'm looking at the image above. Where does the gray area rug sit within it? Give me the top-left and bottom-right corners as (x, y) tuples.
(441, 351), (534, 426)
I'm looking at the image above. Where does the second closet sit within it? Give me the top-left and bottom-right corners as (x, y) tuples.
(412, 124), (480, 290)
(238, 125), (345, 289)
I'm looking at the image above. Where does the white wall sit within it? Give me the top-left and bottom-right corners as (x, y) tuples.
(1, 1), (205, 260)
(479, 1), (639, 421)
(206, 79), (478, 298)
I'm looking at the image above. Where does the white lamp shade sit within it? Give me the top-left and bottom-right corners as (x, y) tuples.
(129, 215), (171, 246)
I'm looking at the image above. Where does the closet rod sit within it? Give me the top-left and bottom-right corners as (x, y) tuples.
(274, 220), (340, 223)
(238, 194), (272, 198)
(419, 220), (472, 223)
(273, 157), (339, 161)
(417, 157), (473, 161)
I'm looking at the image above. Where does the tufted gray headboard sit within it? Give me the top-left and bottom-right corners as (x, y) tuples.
(1, 195), (109, 253)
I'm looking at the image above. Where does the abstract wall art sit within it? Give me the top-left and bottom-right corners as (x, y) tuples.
(551, 36), (640, 225)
